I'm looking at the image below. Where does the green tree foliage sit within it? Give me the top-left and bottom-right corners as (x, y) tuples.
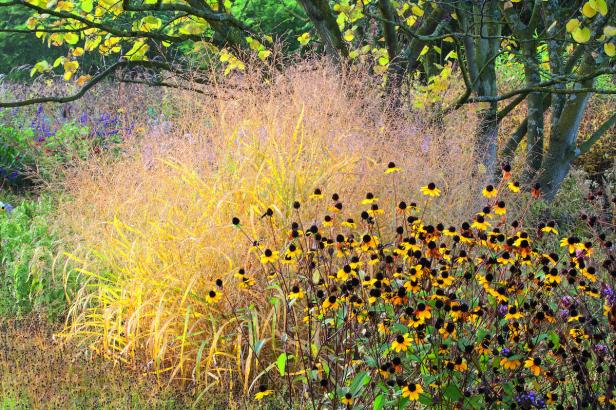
(0, 0), (614, 198)
(0, 6), (65, 78)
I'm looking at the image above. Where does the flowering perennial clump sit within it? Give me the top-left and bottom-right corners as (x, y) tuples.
(226, 163), (615, 409)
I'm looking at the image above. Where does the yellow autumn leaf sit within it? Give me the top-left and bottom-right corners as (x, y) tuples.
(582, 2), (597, 18)
(343, 29), (354, 42)
(566, 19), (580, 33)
(419, 45), (429, 57)
(604, 42), (615, 57)
(590, 0), (608, 16)
(30, 60), (51, 77)
(411, 5), (423, 16)
(258, 50), (271, 60)
(84, 36), (101, 51)
(605, 26), (616, 37)
(63, 60), (79, 81)
(140, 16), (162, 32)
(56, 0), (74, 11)
(297, 32), (311, 46)
(76, 75), (92, 86)
(73, 47), (84, 57)
(572, 26), (591, 43)
(64, 32), (80, 45)
(53, 56), (65, 68)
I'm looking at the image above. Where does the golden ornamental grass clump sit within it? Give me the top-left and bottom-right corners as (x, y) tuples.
(58, 62), (483, 394)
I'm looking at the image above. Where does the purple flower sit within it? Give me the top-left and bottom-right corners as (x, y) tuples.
(601, 284), (615, 305)
(594, 344), (607, 355)
(561, 296), (574, 307)
(497, 304), (508, 316)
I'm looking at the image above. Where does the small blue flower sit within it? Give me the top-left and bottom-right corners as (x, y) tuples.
(0, 201), (14, 214)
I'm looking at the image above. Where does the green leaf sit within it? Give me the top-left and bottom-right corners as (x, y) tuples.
(444, 383), (463, 401)
(80, 0), (93, 12)
(350, 371), (370, 396)
(373, 394), (384, 410)
(276, 353), (287, 376)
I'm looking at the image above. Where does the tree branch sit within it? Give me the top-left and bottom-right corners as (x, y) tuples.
(575, 111), (616, 158)
(0, 60), (171, 108)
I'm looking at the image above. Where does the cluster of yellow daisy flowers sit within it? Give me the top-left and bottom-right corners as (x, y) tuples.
(225, 162), (614, 408)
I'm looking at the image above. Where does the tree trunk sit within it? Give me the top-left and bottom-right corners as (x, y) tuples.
(522, 39), (544, 181)
(471, 0), (500, 178)
(475, 103), (499, 178)
(538, 85), (592, 200)
(297, 0), (348, 63)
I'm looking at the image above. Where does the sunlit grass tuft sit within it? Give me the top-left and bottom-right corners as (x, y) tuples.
(58, 60), (483, 395)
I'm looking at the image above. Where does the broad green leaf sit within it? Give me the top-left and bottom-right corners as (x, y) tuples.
(443, 383), (463, 401)
(350, 371), (370, 395)
(80, 0), (93, 12)
(373, 394), (384, 410)
(276, 353), (287, 376)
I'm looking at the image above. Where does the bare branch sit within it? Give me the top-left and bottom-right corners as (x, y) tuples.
(0, 60), (171, 108)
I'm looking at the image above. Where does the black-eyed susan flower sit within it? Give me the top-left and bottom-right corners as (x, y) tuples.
(454, 357), (468, 372)
(401, 383), (423, 401)
(560, 237), (581, 253)
(391, 333), (412, 352)
(260, 248), (279, 264)
(471, 215), (490, 231)
(505, 306), (524, 320)
(497, 251), (514, 265)
(420, 182), (441, 197)
(385, 161), (401, 174)
(341, 218), (356, 228)
(438, 322), (456, 339)
(508, 181), (521, 193)
(414, 302), (432, 321)
(361, 192), (378, 204)
(482, 184), (497, 198)
(322, 295), (339, 311)
(524, 357), (542, 376)
(309, 188), (323, 199)
(546, 393), (557, 405)
(368, 204), (384, 216)
(238, 275), (255, 288)
(289, 285), (304, 300)
(323, 215), (333, 227)
(341, 393), (353, 406)
(206, 289), (222, 304)
(286, 243), (302, 258)
(499, 351), (521, 370)
(541, 220), (558, 234)
(531, 183), (541, 199)
(254, 385), (273, 400)
(502, 163), (512, 180)
(494, 200), (506, 215)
